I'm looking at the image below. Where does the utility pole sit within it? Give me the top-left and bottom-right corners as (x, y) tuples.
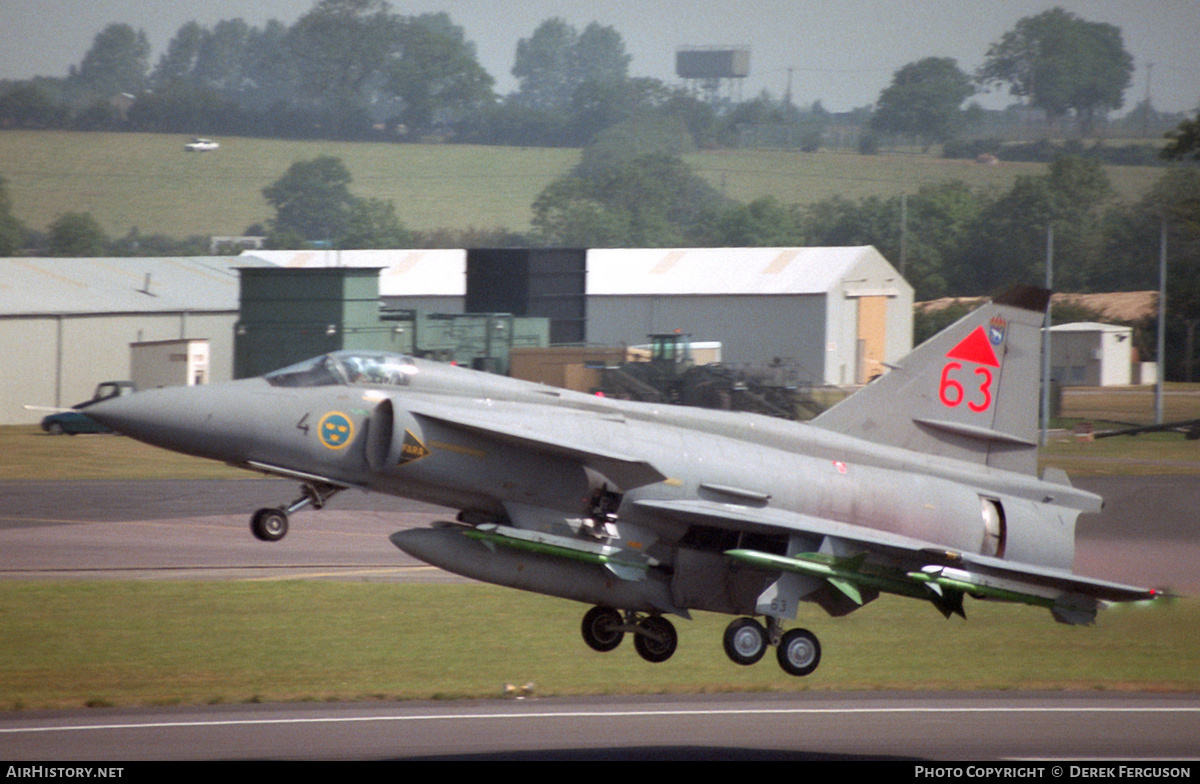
(1143, 61), (1155, 138)
(1040, 223), (1053, 447)
(1155, 217), (1167, 425)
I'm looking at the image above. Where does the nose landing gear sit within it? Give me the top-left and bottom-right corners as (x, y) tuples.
(249, 481), (344, 542)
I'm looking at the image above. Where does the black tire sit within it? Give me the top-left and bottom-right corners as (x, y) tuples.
(250, 508), (289, 542)
(633, 616), (677, 663)
(46, 422), (65, 436)
(581, 606), (624, 652)
(723, 617), (767, 666)
(776, 628), (821, 677)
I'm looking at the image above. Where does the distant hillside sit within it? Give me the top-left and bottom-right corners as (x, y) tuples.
(0, 131), (1168, 240)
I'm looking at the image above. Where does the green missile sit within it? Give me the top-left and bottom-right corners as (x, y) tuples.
(724, 548), (931, 603)
(908, 566), (1059, 609)
(464, 526), (652, 581)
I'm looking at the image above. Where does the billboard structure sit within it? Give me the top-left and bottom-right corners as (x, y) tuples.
(675, 46), (751, 102)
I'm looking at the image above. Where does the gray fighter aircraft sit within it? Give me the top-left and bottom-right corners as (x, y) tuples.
(85, 285), (1158, 676)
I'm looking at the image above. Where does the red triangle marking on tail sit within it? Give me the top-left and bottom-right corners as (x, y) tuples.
(945, 326), (1000, 368)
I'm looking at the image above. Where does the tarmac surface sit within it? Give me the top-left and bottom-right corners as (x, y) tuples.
(0, 476), (1196, 590)
(3, 691), (1199, 761)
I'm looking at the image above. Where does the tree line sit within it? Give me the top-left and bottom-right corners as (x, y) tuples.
(0, 3), (1189, 149)
(1, 0), (1199, 375)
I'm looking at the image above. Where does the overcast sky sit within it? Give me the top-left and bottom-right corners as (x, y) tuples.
(3, 0), (1198, 114)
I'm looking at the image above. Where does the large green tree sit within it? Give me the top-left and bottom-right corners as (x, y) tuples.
(263, 156), (357, 242)
(956, 156), (1114, 292)
(870, 57), (974, 147)
(152, 21), (205, 87)
(977, 7), (1134, 136)
(512, 19), (630, 111)
(47, 212), (108, 256)
(532, 152), (725, 247)
(386, 12), (495, 134)
(286, 0), (402, 135)
(69, 23), (151, 97)
(263, 155), (410, 247)
(1162, 112), (1200, 162)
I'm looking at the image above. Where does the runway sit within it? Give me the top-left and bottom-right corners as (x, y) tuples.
(3, 692), (1199, 761)
(0, 476), (1197, 761)
(1, 476), (1196, 590)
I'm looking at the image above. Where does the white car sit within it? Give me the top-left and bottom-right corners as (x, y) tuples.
(184, 138), (220, 152)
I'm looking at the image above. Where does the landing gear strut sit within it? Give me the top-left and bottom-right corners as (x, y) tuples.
(580, 606), (678, 663)
(249, 481), (343, 542)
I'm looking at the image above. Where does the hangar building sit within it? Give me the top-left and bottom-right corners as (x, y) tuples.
(0, 256), (272, 425)
(2, 246), (911, 424)
(585, 247), (912, 385)
(241, 245), (912, 385)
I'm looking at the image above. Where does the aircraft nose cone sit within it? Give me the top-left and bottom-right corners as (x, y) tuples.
(84, 384), (255, 463)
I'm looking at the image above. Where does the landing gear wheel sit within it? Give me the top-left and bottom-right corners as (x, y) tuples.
(723, 617), (767, 666)
(776, 628), (821, 677)
(581, 606), (624, 652)
(250, 508), (289, 542)
(633, 616), (677, 663)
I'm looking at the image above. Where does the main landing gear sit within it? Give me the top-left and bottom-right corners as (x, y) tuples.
(580, 606), (678, 664)
(722, 616), (821, 676)
(579, 606), (821, 676)
(249, 481), (343, 542)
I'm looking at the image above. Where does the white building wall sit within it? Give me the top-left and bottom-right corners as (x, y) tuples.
(1048, 323), (1133, 387)
(2, 311), (239, 425)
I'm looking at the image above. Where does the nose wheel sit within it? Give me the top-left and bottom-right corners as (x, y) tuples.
(251, 508), (289, 542)
(248, 481), (343, 542)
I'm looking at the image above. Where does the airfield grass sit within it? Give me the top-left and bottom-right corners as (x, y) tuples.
(0, 426), (251, 480)
(0, 131), (580, 237)
(0, 131), (1168, 239)
(0, 582), (1193, 710)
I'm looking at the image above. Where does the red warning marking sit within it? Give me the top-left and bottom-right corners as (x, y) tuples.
(945, 326), (1000, 368)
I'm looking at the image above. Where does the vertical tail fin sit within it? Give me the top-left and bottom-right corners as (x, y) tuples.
(812, 285), (1050, 475)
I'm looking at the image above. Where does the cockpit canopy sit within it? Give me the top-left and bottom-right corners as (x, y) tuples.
(264, 351), (420, 388)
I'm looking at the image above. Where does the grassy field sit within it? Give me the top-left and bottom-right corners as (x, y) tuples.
(0, 131), (580, 237)
(0, 425), (251, 480)
(0, 131), (1169, 239)
(0, 583), (1192, 710)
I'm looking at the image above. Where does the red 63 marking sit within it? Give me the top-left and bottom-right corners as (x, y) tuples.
(938, 361), (994, 413)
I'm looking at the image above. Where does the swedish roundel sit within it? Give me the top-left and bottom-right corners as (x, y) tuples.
(317, 411), (355, 449)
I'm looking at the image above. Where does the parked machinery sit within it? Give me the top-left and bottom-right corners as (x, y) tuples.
(598, 333), (825, 420)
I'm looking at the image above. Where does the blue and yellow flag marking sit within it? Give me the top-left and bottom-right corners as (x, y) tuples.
(317, 411), (355, 450)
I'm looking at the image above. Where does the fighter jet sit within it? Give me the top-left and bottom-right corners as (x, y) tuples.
(85, 284), (1158, 676)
